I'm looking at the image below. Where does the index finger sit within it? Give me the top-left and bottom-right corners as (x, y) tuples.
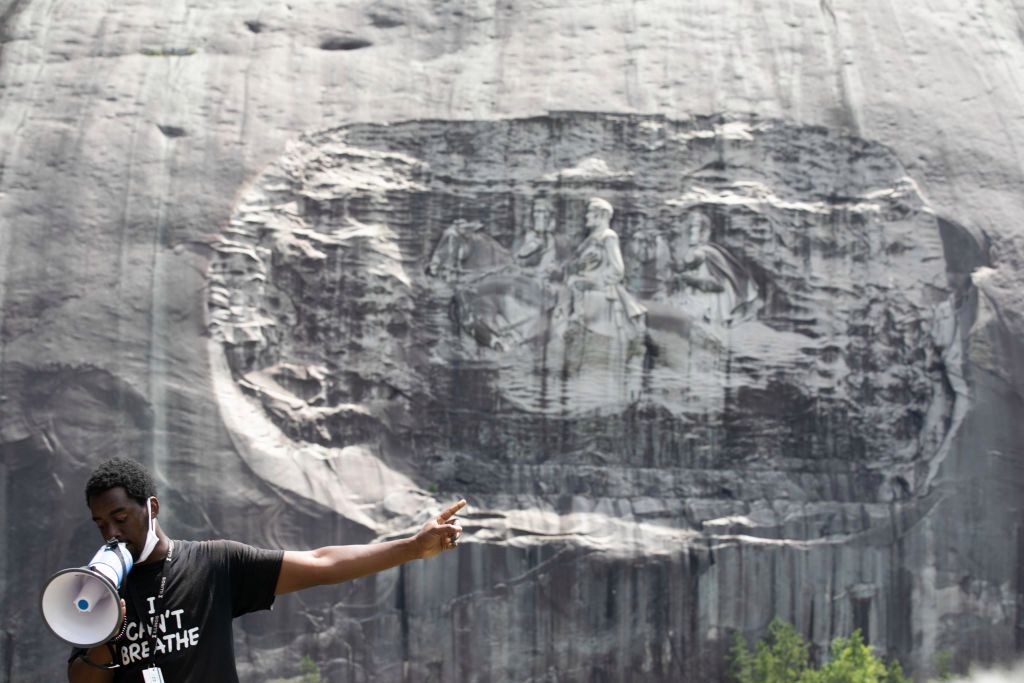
(437, 499), (467, 522)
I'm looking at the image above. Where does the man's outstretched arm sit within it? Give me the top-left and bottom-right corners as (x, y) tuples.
(275, 500), (466, 596)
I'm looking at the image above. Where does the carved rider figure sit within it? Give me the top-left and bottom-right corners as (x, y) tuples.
(625, 214), (672, 300)
(673, 211), (758, 324)
(564, 198), (646, 338)
(427, 219), (510, 282)
(516, 200), (559, 275)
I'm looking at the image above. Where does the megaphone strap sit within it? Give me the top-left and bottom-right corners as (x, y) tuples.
(105, 539), (128, 588)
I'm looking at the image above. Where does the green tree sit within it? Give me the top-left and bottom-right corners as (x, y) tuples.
(729, 622), (909, 683)
(813, 630), (891, 683)
(883, 660), (909, 683)
(730, 629), (757, 683)
(730, 618), (812, 683)
(299, 655), (321, 683)
(933, 650), (956, 681)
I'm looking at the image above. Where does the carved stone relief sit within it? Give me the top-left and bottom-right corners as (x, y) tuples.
(206, 113), (964, 516)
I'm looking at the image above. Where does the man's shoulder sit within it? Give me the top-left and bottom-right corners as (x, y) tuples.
(172, 539), (253, 561)
(176, 539), (283, 563)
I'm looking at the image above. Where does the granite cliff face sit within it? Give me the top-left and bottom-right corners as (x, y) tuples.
(2, 0), (1023, 681)
(200, 114), (992, 680)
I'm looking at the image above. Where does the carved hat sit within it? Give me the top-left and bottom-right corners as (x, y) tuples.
(587, 197), (613, 219)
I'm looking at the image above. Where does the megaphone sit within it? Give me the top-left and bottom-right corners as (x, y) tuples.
(40, 542), (133, 648)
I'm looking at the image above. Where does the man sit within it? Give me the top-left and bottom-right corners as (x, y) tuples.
(68, 457), (464, 682)
(515, 200), (559, 274)
(672, 210), (759, 325)
(564, 197), (646, 339)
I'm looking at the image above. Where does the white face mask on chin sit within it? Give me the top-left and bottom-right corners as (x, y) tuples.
(137, 496), (159, 562)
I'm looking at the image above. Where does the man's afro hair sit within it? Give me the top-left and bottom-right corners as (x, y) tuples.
(85, 457), (157, 505)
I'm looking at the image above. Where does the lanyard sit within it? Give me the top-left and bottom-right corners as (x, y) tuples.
(126, 540), (174, 669)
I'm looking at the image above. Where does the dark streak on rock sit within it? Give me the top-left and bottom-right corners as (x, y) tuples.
(141, 46), (196, 57)
(368, 11), (404, 29)
(0, 0), (30, 78)
(157, 125), (188, 139)
(819, 0), (837, 23)
(319, 36), (373, 51)
(244, 20), (265, 34)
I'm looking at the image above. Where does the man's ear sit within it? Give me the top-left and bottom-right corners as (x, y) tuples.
(149, 496), (160, 518)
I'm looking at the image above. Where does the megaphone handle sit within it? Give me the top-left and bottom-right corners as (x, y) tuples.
(111, 598), (128, 641)
(72, 645), (121, 670)
(71, 596), (127, 671)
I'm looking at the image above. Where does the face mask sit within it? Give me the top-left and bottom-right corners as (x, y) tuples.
(137, 496), (159, 563)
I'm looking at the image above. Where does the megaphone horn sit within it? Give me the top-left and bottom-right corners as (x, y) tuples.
(40, 542), (133, 648)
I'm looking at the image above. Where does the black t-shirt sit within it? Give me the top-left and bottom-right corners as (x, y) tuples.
(72, 540), (283, 682)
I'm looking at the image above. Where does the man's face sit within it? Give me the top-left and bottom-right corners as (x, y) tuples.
(533, 203), (552, 226)
(585, 205), (606, 231)
(87, 487), (151, 561)
(688, 215), (709, 246)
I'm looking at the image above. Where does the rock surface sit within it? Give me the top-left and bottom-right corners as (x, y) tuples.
(1, 1), (1023, 681)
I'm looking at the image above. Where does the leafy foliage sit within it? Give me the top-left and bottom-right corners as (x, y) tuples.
(933, 650), (956, 681)
(729, 619), (908, 683)
(299, 655), (322, 683)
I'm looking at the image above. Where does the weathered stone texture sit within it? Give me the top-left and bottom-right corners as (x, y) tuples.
(2, 1), (1024, 681)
